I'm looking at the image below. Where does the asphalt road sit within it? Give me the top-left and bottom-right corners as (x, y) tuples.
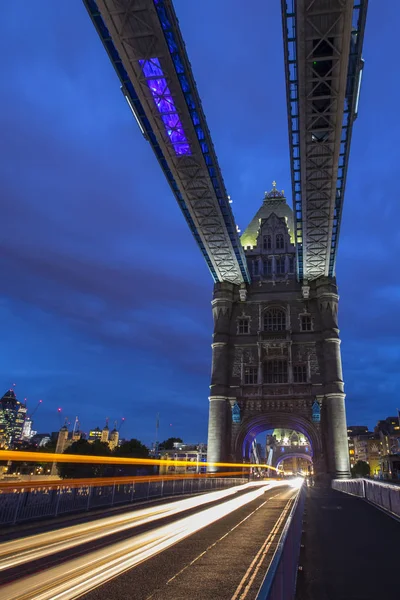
(0, 481), (298, 600)
(82, 484), (296, 600)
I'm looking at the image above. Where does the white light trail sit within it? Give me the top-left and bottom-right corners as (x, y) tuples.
(0, 483), (289, 600)
(0, 481), (280, 571)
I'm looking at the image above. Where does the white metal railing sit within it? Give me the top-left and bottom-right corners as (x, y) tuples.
(332, 478), (400, 518)
(0, 477), (247, 526)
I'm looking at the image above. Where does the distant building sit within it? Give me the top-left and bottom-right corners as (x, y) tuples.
(347, 426), (369, 468)
(0, 389), (27, 448)
(109, 426), (119, 451)
(352, 432), (382, 476)
(88, 427), (102, 442)
(21, 417), (33, 441)
(31, 433), (52, 448)
(380, 455), (400, 480)
(375, 417), (400, 456)
(159, 443), (207, 475)
(101, 421), (109, 444)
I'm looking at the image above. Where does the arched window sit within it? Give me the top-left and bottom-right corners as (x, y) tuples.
(264, 308), (286, 331)
(263, 235), (272, 250)
(276, 234), (284, 250)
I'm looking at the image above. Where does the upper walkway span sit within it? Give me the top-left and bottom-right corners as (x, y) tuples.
(83, 0), (250, 286)
(83, 0), (368, 285)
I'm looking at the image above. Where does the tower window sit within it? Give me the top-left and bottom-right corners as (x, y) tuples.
(293, 364), (308, 383)
(276, 256), (286, 275)
(244, 366), (258, 385)
(263, 235), (272, 250)
(301, 315), (312, 331)
(253, 260), (259, 276)
(276, 234), (284, 250)
(288, 256), (295, 273)
(264, 308), (286, 331)
(238, 319), (250, 334)
(263, 259), (272, 276)
(264, 359), (288, 383)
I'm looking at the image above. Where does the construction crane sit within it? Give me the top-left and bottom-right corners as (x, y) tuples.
(27, 399), (43, 419)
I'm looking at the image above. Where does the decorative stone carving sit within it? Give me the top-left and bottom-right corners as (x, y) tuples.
(295, 344), (309, 362)
(239, 285), (247, 302)
(309, 345), (320, 375)
(232, 347), (243, 377)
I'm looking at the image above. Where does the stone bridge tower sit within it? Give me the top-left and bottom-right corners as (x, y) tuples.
(207, 183), (350, 479)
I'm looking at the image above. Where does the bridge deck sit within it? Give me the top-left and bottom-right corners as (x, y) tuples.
(297, 484), (400, 600)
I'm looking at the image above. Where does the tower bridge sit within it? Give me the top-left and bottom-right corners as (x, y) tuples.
(83, 0), (368, 479)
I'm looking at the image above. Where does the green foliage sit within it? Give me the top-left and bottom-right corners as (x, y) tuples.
(159, 437), (183, 450)
(114, 438), (149, 459)
(113, 438), (150, 476)
(57, 439), (112, 479)
(351, 460), (370, 478)
(56, 438), (151, 479)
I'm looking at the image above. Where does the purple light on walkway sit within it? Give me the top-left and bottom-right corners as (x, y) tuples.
(139, 58), (191, 155)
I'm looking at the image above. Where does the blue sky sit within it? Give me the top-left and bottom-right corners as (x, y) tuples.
(0, 1), (398, 444)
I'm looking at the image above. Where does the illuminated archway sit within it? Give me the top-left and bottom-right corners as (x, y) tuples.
(275, 452), (313, 470)
(234, 412), (323, 471)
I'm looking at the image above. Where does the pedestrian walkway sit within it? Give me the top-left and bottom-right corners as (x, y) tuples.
(296, 484), (400, 600)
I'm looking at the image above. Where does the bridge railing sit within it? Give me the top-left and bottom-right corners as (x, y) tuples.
(0, 476), (246, 526)
(256, 482), (306, 600)
(332, 478), (400, 519)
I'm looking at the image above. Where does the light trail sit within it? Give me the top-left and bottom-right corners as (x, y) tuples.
(0, 483), (293, 600)
(0, 481), (279, 571)
(0, 470), (245, 491)
(0, 450), (280, 472)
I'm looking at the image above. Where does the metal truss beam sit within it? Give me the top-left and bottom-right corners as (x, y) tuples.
(282, 0), (368, 280)
(83, 0), (250, 285)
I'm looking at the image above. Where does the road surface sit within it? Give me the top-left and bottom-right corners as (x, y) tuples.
(0, 480), (299, 600)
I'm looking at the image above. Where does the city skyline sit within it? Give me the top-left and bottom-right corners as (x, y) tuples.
(0, 1), (399, 445)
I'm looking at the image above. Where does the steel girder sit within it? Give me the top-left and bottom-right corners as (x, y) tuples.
(83, 0), (250, 285)
(282, 0), (368, 280)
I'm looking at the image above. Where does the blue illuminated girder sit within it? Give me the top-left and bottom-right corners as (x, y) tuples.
(139, 58), (191, 155)
(282, 0), (368, 279)
(82, 0), (250, 286)
(153, 0), (250, 284)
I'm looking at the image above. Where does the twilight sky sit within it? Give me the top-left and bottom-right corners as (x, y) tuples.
(0, 1), (398, 445)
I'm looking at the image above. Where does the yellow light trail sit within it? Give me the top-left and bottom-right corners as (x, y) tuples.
(0, 471), (245, 491)
(0, 450), (280, 472)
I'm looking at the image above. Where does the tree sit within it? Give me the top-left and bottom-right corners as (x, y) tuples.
(351, 460), (370, 478)
(113, 438), (151, 476)
(57, 439), (112, 479)
(159, 437), (183, 450)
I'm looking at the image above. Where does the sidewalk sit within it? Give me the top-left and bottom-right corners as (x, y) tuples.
(296, 484), (400, 600)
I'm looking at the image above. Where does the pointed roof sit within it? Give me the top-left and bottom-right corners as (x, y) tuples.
(240, 182), (295, 248)
(2, 389), (17, 400)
